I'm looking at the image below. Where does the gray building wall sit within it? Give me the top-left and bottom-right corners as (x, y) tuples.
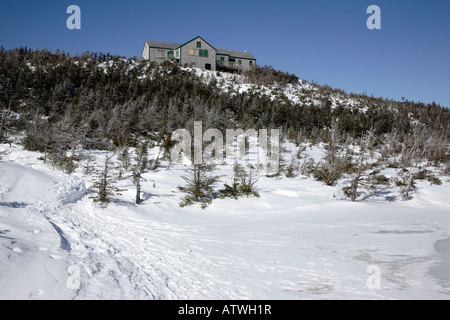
(142, 43), (172, 63)
(149, 47), (170, 64)
(142, 44), (149, 60)
(179, 37), (216, 71)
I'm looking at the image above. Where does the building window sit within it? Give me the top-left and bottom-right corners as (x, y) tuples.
(190, 49), (203, 56)
(238, 60), (242, 64)
(229, 58), (235, 62)
(220, 57), (225, 62)
(196, 41), (201, 48)
(249, 61), (253, 65)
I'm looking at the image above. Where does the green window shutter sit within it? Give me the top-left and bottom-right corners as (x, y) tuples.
(238, 60), (242, 64)
(199, 50), (204, 57)
(220, 57), (224, 62)
(249, 61), (253, 65)
(197, 41), (201, 48)
(204, 50), (208, 57)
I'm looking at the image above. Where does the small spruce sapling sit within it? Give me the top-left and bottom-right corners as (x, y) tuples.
(132, 142), (149, 204)
(90, 154), (124, 207)
(178, 163), (220, 209)
(220, 163), (260, 199)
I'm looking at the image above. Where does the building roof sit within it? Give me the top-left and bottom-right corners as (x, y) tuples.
(175, 36), (217, 52)
(217, 48), (256, 60)
(145, 40), (180, 50)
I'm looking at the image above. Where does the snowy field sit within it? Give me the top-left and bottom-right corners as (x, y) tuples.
(0, 142), (449, 300)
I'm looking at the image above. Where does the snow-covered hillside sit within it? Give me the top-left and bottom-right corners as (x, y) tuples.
(1, 142), (449, 300)
(186, 67), (359, 110)
(1, 51), (449, 299)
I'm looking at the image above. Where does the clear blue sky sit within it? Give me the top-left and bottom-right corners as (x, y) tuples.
(1, 0), (449, 107)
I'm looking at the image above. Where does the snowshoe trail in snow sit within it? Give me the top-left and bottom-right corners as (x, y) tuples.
(0, 162), (74, 299)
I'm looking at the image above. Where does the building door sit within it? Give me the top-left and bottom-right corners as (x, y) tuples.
(205, 63), (211, 70)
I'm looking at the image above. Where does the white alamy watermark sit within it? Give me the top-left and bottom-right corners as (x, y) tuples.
(64, 5), (379, 31)
(67, 5), (81, 30)
(66, 265), (81, 290)
(171, 122), (280, 173)
(367, 5), (381, 30)
(366, 265), (381, 289)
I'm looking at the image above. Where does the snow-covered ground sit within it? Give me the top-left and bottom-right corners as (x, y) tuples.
(1, 142), (449, 300)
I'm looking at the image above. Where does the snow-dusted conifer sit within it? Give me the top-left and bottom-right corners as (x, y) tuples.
(178, 164), (220, 209)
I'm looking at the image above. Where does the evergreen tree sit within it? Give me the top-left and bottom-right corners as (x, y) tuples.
(220, 163), (259, 199)
(342, 132), (373, 202)
(178, 164), (220, 209)
(90, 154), (124, 207)
(117, 146), (131, 179)
(131, 142), (148, 204)
(395, 172), (417, 201)
(0, 103), (11, 142)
